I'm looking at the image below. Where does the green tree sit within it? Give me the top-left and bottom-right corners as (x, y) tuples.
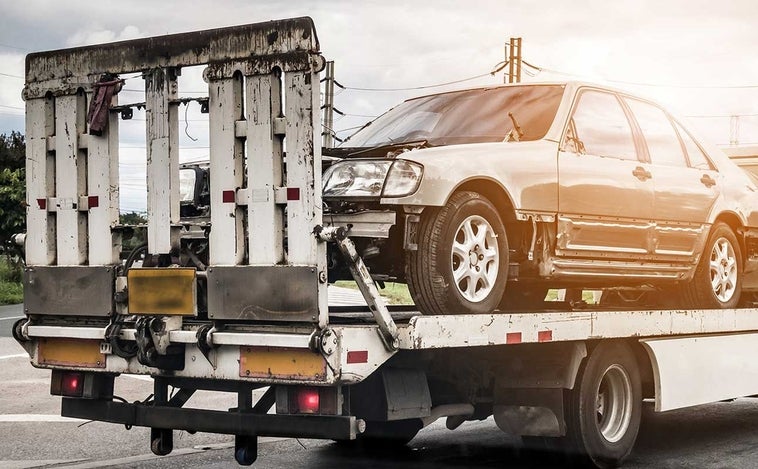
(0, 131), (25, 171)
(0, 131), (26, 245)
(0, 167), (25, 242)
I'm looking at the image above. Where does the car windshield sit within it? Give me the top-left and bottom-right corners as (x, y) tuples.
(343, 84), (565, 148)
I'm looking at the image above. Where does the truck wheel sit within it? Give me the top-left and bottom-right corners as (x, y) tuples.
(564, 341), (641, 469)
(407, 191), (509, 315)
(150, 428), (173, 456)
(683, 222), (742, 309)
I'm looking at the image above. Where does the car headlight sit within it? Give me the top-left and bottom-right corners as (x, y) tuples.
(323, 160), (423, 198)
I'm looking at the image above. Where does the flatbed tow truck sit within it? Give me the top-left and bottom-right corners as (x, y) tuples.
(13, 17), (758, 468)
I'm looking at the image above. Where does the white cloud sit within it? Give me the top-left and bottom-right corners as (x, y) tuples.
(66, 25), (145, 47)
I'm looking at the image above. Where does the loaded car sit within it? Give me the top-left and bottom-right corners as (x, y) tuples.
(319, 81), (758, 314)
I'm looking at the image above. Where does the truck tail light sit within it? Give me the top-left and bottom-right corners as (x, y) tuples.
(51, 371), (84, 397)
(50, 370), (115, 399)
(296, 388), (320, 414)
(277, 386), (340, 415)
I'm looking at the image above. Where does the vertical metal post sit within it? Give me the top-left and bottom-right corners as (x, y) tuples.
(247, 71), (285, 265)
(55, 91), (88, 265)
(515, 37), (522, 83)
(144, 68), (180, 255)
(208, 74), (245, 265)
(508, 38), (516, 84)
(25, 96), (56, 266)
(507, 37), (523, 84)
(730, 115), (740, 146)
(322, 61), (335, 148)
(86, 86), (121, 265)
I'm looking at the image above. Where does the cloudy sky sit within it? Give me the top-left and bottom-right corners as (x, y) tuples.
(2, 0), (758, 212)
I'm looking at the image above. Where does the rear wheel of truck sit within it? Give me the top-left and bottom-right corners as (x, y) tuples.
(407, 191), (509, 315)
(563, 341), (641, 468)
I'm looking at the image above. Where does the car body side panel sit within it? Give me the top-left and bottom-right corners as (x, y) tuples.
(380, 140), (559, 212)
(556, 150), (654, 258)
(650, 164), (719, 258)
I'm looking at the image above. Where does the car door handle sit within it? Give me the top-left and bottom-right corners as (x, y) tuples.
(632, 166), (652, 181)
(700, 174), (716, 188)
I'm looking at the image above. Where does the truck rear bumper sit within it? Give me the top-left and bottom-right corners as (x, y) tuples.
(61, 398), (359, 440)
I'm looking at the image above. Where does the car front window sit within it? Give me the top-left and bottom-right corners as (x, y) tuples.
(343, 85), (565, 147)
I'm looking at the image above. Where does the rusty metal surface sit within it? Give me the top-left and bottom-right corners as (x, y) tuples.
(24, 17), (319, 84)
(24, 266), (115, 316)
(206, 265), (319, 321)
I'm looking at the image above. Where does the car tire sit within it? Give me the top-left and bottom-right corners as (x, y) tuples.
(563, 341), (641, 469)
(407, 191), (509, 315)
(683, 222), (742, 309)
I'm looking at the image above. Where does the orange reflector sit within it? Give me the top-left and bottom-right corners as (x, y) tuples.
(38, 338), (106, 368)
(240, 346), (326, 381)
(538, 330), (553, 342)
(127, 268), (196, 316)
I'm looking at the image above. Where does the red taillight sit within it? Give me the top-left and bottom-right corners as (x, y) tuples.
(51, 371), (84, 397)
(296, 388), (320, 414)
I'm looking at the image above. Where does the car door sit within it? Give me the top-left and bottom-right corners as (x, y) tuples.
(557, 88), (655, 259)
(623, 97), (719, 259)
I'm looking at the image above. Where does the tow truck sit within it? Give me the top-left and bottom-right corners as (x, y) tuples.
(14, 17), (758, 468)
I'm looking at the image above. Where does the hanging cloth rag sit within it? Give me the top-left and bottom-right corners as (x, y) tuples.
(87, 73), (123, 136)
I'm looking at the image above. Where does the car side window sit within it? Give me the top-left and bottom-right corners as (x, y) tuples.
(625, 98), (688, 167)
(673, 121), (714, 170)
(569, 90), (637, 160)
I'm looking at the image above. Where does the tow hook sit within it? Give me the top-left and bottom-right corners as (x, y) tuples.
(135, 317), (185, 371)
(196, 324), (218, 368)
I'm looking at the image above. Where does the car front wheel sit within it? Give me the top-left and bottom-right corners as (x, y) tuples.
(406, 191), (509, 315)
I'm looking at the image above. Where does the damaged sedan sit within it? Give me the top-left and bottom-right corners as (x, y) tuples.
(321, 81), (758, 314)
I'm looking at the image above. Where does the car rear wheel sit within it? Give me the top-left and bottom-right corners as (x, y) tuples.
(407, 191), (509, 315)
(683, 222), (742, 309)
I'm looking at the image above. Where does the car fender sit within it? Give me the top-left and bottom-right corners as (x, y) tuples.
(380, 140), (560, 214)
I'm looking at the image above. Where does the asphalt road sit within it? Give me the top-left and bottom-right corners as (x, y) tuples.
(4, 302), (758, 468)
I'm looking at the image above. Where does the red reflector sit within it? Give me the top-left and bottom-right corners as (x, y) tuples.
(87, 195), (99, 208)
(286, 187), (300, 201)
(222, 190), (236, 203)
(346, 350), (368, 364)
(61, 372), (84, 397)
(506, 332), (522, 344)
(37, 198), (47, 210)
(297, 388), (320, 414)
(538, 330), (553, 342)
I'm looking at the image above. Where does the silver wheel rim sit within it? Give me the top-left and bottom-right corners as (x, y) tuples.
(451, 215), (499, 303)
(595, 364), (633, 444)
(709, 237), (737, 303)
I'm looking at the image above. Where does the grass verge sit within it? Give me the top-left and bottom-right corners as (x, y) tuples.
(334, 280), (414, 305)
(0, 257), (23, 305)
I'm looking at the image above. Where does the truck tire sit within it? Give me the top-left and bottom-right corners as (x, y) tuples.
(682, 222), (742, 309)
(563, 341), (641, 468)
(407, 191), (509, 315)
